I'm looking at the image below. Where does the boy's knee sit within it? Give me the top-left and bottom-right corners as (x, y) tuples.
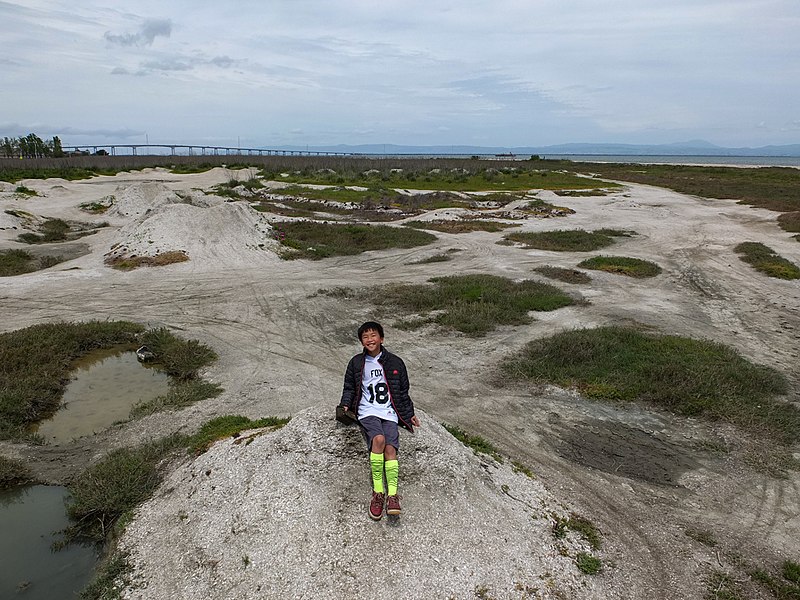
(371, 435), (386, 452)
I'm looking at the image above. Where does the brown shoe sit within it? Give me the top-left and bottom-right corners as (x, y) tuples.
(369, 492), (385, 521)
(386, 494), (401, 515)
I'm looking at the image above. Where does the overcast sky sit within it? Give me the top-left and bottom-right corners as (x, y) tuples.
(2, 0), (799, 149)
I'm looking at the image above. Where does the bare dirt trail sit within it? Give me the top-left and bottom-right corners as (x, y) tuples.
(1, 169), (799, 598)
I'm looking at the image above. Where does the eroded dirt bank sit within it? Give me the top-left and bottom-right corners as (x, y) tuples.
(1, 168), (798, 599)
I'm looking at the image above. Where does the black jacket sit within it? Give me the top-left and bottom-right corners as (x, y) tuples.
(339, 346), (415, 431)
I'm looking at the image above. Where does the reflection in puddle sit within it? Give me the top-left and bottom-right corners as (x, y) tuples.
(0, 485), (97, 599)
(35, 347), (170, 444)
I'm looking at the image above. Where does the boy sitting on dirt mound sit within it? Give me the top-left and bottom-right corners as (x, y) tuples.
(338, 321), (420, 520)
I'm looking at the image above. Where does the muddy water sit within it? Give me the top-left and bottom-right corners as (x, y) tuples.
(0, 485), (97, 598)
(35, 347), (170, 444)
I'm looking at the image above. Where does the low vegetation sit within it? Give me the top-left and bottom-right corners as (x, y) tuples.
(568, 162), (800, 213)
(0, 455), (33, 489)
(17, 217), (107, 244)
(373, 274), (574, 336)
(15, 184), (38, 196)
(575, 552), (602, 575)
(0, 322), (217, 440)
(0, 248), (64, 276)
(442, 423), (503, 462)
(261, 164), (608, 192)
(407, 249), (462, 264)
(553, 513), (602, 550)
(685, 528), (717, 547)
(65, 413), (290, 600)
(274, 221), (436, 259)
(734, 242), (800, 280)
(130, 380), (223, 418)
(187, 415), (290, 454)
(577, 255), (662, 277)
(404, 219), (519, 233)
(554, 189), (614, 197)
(750, 560), (800, 599)
(502, 229), (617, 252)
(533, 266), (592, 284)
(502, 326), (797, 444)
(776, 211), (800, 233)
(105, 250), (190, 270)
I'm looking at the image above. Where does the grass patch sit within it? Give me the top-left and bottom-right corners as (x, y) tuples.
(15, 184), (38, 196)
(554, 189), (613, 197)
(64, 435), (184, 544)
(685, 527), (717, 547)
(407, 249), (462, 265)
(750, 561), (800, 599)
(0, 167), (114, 183)
(404, 219), (518, 234)
(0, 322), (216, 439)
(553, 513), (603, 550)
(777, 212), (800, 233)
(275, 221), (436, 260)
(64, 414), (289, 547)
(17, 217), (107, 244)
(0, 248), (63, 276)
(503, 229), (616, 252)
(187, 415), (290, 454)
(533, 265), (592, 284)
(734, 242), (800, 280)
(0, 455), (33, 489)
(575, 552), (602, 575)
(130, 380), (223, 418)
(503, 326), (797, 444)
(566, 162), (800, 213)
(262, 165), (612, 192)
(79, 552), (133, 600)
(374, 274), (574, 336)
(105, 250), (189, 270)
(442, 423), (503, 462)
(577, 255), (662, 277)
(706, 571), (745, 600)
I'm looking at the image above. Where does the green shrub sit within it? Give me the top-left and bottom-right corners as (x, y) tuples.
(442, 423), (503, 462)
(0, 455), (33, 489)
(577, 255), (662, 278)
(533, 265), (591, 284)
(734, 241), (800, 280)
(503, 229), (615, 252)
(575, 553), (602, 575)
(503, 326), (797, 443)
(375, 274), (573, 336)
(276, 221), (436, 260)
(187, 415), (290, 454)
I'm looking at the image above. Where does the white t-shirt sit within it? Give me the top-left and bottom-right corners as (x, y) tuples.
(358, 353), (398, 422)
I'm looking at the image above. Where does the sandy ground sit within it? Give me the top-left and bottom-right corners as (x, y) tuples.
(1, 167), (799, 599)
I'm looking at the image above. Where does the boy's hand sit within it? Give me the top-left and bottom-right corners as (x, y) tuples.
(411, 415), (420, 427)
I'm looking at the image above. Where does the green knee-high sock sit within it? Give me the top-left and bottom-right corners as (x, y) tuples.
(385, 459), (399, 496)
(370, 452), (385, 493)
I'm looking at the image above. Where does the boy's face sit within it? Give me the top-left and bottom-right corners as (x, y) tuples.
(360, 328), (383, 356)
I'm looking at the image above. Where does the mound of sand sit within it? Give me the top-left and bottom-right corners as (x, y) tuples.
(108, 182), (192, 219)
(106, 200), (279, 267)
(118, 407), (611, 600)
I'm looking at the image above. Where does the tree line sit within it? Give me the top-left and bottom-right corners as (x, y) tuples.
(1, 133), (64, 158)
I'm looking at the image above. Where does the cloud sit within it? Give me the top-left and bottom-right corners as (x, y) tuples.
(0, 123), (144, 139)
(141, 58), (192, 72)
(104, 18), (171, 47)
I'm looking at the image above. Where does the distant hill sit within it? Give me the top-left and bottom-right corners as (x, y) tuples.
(273, 141), (800, 157)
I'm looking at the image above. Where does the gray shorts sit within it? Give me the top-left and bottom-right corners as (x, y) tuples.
(359, 416), (400, 452)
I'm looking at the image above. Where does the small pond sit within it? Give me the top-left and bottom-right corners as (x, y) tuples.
(0, 485), (98, 598)
(35, 347), (171, 444)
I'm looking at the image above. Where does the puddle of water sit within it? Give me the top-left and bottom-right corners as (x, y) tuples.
(35, 347), (170, 444)
(0, 485), (98, 598)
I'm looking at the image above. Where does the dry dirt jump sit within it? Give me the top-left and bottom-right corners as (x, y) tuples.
(1, 165), (799, 599)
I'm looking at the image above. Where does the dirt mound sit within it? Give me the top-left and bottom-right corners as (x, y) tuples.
(106, 201), (279, 267)
(118, 407), (612, 600)
(108, 182), (184, 219)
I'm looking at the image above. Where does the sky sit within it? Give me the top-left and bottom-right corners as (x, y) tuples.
(1, 0), (799, 149)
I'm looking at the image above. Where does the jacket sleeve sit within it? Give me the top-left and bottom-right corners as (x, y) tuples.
(339, 356), (357, 408)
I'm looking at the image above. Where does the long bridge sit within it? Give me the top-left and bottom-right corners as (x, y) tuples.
(60, 144), (359, 157)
